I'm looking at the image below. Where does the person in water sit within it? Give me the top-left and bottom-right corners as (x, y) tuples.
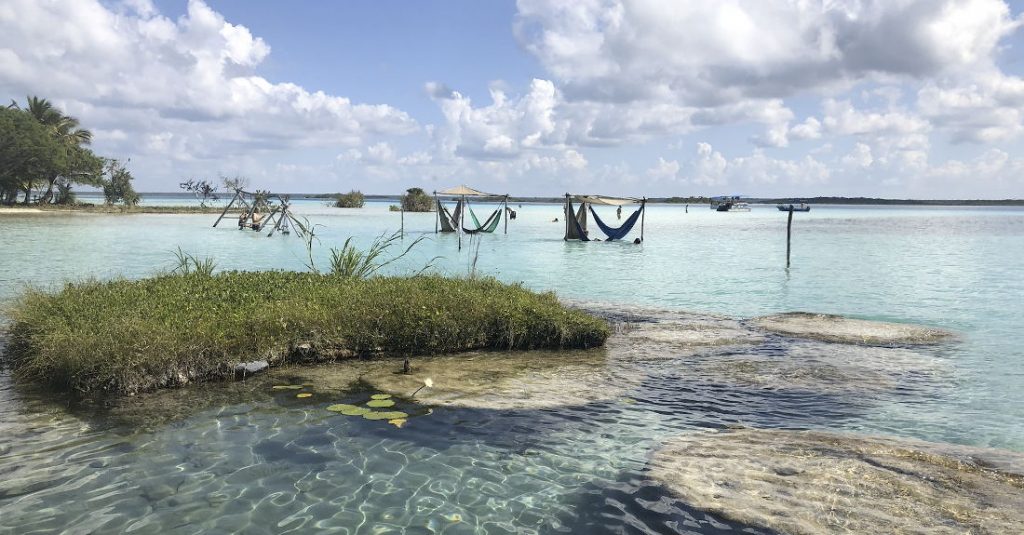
(616, 205), (622, 220)
(251, 211), (265, 231)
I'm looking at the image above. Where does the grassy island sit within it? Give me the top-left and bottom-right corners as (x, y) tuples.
(2, 273), (609, 396)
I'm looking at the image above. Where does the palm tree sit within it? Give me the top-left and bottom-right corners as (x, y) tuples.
(22, 96), (93, 203)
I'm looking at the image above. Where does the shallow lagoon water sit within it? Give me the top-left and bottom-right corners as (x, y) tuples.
(1, 198), (1023, 533)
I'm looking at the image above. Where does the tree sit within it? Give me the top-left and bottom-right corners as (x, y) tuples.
(6, 96), (97, 204)
(0, 107), (61, 204)
(400, 187), (433, 212)
(221, 175), (249, 193)
(102, 159), (140, 206)
(334, 190), (365, 208)
(180, 178), (219, 207)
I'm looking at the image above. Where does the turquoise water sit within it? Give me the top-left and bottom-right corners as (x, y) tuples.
(1, 198), (1023, 533)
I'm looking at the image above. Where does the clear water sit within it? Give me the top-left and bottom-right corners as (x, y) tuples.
(1, 197), (1022, 533)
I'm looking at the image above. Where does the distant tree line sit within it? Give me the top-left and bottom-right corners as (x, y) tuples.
(1, 96), (138, 206)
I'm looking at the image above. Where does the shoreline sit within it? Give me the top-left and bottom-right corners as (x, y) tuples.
(0, 204), (242, 215)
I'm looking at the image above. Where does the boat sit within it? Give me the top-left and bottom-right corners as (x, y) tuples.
(777, 203), (811, 212)
(711, 195), (751, 212)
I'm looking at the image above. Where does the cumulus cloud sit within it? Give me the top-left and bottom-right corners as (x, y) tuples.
(515, 0), (1022, 104)
(918, 70), (1024, 142)
(685, 143), (830, 188)
(0, 0), (417, 187)
(647, 157), (681, 181)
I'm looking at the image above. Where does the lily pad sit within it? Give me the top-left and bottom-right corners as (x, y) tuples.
(272, 385), (303, 390)
(388, 418), (406, 428)
(370, 393), (392, 400)
(296, 393), (312, 398)
(326, 404), (372, 416)
(362, 411), (409, 421)
(366, 399), (395, 408)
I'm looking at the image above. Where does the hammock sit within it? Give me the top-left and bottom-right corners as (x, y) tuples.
(437, 199), (463, 233)
(589, 204), (643, 241)
(462, 201), (502, 233)
(463, 209), (501, 233)
(438, 199), (501, 233)
(565, 199), (590, 241)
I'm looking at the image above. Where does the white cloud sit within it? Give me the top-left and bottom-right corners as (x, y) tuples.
(691, 142), (728, 186)
(918, 70), (1024, 142)
(842, 143), (874, 168)
(684, 142), (830, 189)
(646, 157), (681, 181)
(515, 0), (1022, 105)
(0, 0), (417, 188)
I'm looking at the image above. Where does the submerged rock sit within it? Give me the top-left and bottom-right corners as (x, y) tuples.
(687, 342), (950, 394)
(612, 317), (764, 353)
(234, 360), (269, 376)
(648, 428), (1024, 535)
(751, 312), (954, 345)
(574, 301), (765, 356)
(360, 350), (635, 410)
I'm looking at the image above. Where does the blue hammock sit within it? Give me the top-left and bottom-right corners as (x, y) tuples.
(589, 204), (643, 241)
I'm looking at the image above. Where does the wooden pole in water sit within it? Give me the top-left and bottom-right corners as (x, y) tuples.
(503, 195), (508, 234)
(459, 194), (464, 251)
(786, 207), (794, 268)
(564, 194), (570, 241)
(640, 198), (646, 243)
(401, 207), (405, 239)
(433, 192), (438, 234)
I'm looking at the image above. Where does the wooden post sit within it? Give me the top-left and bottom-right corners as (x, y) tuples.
(786, 207), (794, 268)
(433, 193), (438, 234)
(213, 189), (240, 227)
(503, 195), (508, 234)
(263, 205), (283, 236)
(564, 194), (570, 241)
(640, 198), (646, 243)
(458, 195), (464, 251)
(401, 207), (405, 239)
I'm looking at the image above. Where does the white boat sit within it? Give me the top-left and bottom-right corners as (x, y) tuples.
(711, 195), (750, 212)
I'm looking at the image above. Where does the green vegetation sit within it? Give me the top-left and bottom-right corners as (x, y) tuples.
(3, 273), (609, 396)
(400, 187), (433, 212)
(101, 159), (140, 206)
(1, 96), (139, 206)
(662, 196), (711, 204)
(333, 190), (365, 208)
(328, 231), (435, 279)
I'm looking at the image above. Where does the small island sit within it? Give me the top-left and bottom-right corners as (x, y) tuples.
(3, 273), (609, 396)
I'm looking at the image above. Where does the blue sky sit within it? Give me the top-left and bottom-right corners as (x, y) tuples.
(3, 0), (1024, 198)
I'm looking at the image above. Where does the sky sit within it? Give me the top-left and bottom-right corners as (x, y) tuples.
(3, 0), (1024, 198)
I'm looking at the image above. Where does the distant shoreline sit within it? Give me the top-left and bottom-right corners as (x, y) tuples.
(0, 204), (239, 214)
(152, 193), (1024, 207)
(9, 194), (1023, 211)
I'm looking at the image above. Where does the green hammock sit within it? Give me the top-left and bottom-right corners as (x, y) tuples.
(464, 206), (501, 233)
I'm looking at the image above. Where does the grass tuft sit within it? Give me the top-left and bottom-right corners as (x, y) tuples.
(2, 273), (609, 396)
